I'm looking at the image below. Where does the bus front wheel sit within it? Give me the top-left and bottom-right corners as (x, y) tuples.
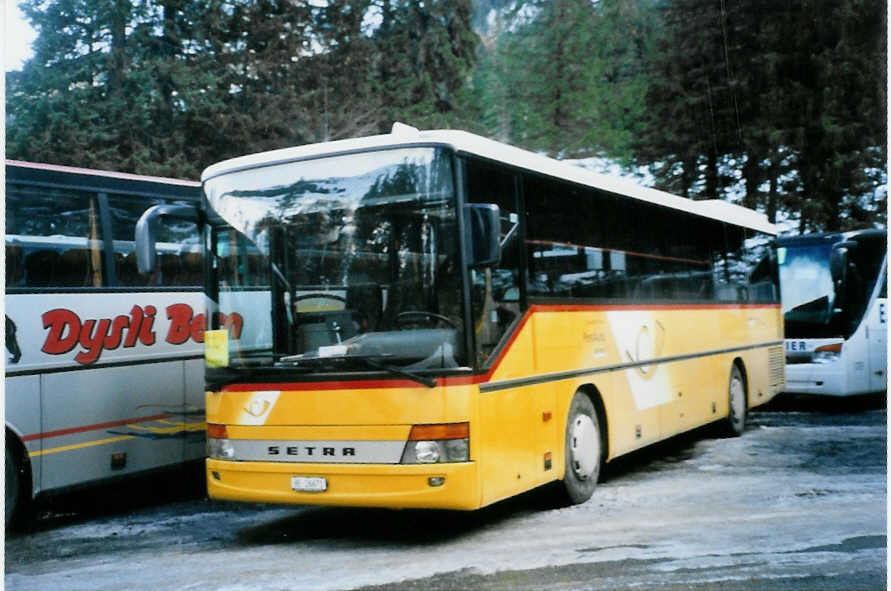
(560, 393), (602, 505)
(5, 444), (20, 529)
(723, 364), (747, 437)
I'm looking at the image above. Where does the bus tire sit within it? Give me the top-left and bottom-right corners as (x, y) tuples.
(723, 364), (747, 437)
(560, 392), (602, 505)
(5, 444), (21, 529)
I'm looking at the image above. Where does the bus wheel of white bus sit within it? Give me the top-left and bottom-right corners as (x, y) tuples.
(723, 365), (747, 437)
(5, 445), (20, 528)
(561, 393), (602, 505)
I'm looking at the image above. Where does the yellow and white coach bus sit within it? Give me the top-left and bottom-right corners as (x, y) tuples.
(140, 125), (785, 510)
(5, 161), (210, 526)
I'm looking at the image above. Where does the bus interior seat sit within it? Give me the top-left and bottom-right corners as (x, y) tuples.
(159, 253), (182, 284)
(58, 248), (95, 286)
(346, 284), (383, 331)
(6, 244), (24, 286)
(180, 252), (203, 286)
(117, 251), (150, 286)
(24, 249), (61, 287)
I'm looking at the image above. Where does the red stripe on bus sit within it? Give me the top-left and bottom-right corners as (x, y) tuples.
(22, 413), (173, 442)
(219, 302), (780, 392)
(221, 376), (480, 392)
(528, 303), (781, 312)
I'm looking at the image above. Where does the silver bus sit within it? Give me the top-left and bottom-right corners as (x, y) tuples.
(5, 161), (206, 526)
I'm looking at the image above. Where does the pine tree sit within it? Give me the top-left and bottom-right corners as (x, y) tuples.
(638, 0), (886, 229)
(473, 0), (656, 160)
(373, 0), (479, 130)
(6, 0), (481, 176)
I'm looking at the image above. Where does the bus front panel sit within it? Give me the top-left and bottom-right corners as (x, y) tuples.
(205, 384), (483, 510)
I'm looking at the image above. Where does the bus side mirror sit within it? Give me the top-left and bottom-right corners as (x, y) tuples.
(464, 203), (501, 268)
(135, 204), (201, 273)
(829, 241), (857, 283)
(829, 240), (857, 308)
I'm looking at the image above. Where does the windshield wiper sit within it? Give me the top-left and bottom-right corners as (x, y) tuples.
(280, 353), (436, 388)
(357, 357), (437, 388)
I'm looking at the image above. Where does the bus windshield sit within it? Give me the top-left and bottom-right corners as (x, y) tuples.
(779, 235), (884, 340)
(204, 147), (467, 373)
(778, 243), (836, 337)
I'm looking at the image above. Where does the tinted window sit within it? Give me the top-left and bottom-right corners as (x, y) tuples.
(6, 183), (105, 288)
(524, 175), (718, 301)
(523, 173), (776, 304)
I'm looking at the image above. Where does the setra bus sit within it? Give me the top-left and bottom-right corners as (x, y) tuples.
(5, 160), (208, 526)
(778, 229), (887, 396)
(139, 125), (785, 510)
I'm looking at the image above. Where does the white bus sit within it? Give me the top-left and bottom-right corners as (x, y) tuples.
(778, 229), (887, 396)
(5, 161), (207, 526)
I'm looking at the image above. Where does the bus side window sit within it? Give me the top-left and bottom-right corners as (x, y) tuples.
(108, 194), (202, 287)
(712, 226), (779, 304)
(747, 252), (779, 302)
(6, 183), (105, 288)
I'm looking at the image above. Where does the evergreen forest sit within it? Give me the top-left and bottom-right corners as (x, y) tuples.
(5, 0), (887, 232)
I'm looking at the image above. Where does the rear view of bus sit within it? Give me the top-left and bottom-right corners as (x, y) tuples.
(779, 230), (887, 396)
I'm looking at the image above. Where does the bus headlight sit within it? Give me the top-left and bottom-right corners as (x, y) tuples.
(401, 422), (470, 464)
(413, 441), (441, 463)
(207, 423), (236, 460)
(208, 437), (236, 460)
(813, 343), (842, 364)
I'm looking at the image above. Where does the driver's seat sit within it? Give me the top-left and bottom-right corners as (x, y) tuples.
(380, 281), (429, 330)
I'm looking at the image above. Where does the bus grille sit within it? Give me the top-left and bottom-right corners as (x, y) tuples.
(768, 346), (785, 393)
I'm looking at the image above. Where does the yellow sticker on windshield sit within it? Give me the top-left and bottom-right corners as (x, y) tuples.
(205, 329), (229, 368)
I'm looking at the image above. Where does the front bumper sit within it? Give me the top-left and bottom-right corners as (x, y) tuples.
(206, 458), (481, 510)
(784, 363), (847, 396)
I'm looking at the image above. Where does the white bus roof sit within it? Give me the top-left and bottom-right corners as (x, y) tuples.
(201, 124), (776, 235)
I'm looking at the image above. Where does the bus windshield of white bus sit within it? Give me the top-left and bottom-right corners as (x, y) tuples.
(779, 233), (885, 340)
(204, 148), (466, 378)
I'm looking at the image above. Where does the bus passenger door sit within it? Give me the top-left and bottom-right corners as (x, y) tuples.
(478, 329), (554, 505)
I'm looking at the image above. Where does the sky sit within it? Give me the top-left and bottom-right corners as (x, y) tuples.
(4, 1), (38, 72)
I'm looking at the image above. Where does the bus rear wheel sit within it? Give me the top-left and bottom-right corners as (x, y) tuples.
(559, 393), (602, 505)
(723, 364), (747, 437)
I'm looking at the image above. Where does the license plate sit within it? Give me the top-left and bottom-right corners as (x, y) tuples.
(291, 476), (327, 493)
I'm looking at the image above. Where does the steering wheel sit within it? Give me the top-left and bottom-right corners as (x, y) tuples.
(395, 311), (456, 329)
